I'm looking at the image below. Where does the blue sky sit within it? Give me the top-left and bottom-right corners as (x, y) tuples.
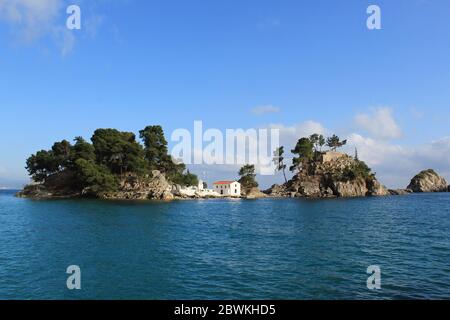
(1, 0), (450, 188)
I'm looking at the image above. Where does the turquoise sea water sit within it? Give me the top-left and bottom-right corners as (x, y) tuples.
(0, 190), (449, 300)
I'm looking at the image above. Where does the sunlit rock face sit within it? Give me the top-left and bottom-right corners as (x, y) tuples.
(407, 169), (448, 193)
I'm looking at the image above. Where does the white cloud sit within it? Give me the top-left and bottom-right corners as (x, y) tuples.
(354, 107), (402, 140)
(0, 0), (98, 56)
(269, 121), (327, 150)
(347, 134), (450, 188)
(251, 105), (280, 116)
(0, 0), (63, 42)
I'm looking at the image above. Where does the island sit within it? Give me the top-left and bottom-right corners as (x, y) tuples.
(16, 127), (449, 200)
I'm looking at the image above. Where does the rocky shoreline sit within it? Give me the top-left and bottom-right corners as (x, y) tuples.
(17, 159), (450, 202)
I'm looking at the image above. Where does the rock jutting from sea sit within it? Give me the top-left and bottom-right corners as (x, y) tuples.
(406, 169), (448, 193)
(265, 151), (389, 198)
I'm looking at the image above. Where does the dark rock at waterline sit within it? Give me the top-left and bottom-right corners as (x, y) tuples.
(388, 189), (413, 196)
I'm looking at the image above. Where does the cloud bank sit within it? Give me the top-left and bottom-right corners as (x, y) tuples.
(354, 107), (402, 140)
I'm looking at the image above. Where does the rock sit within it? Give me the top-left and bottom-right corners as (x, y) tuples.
(16, 171), (81, 199)
(333, 178), (368, 198)
(243, 187), (267, 199)
(98, 171), (174, 201)
(448, 185), (450, 192)
(264, 151), (388, 199)
(407, 169), (448, 193)
(264, 184), (288, 197)
(388, 189), (413, 195)
(297, 177), (322, 197)
(367, 179), (390, 196)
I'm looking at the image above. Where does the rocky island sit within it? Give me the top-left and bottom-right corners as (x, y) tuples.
(17, 126), (195, 201)
(17, 127), (449, 201)
(265, 134), (389, 198)
(407, 169), (448, 193)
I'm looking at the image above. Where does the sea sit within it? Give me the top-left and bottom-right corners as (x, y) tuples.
(0, 189), (449, 300)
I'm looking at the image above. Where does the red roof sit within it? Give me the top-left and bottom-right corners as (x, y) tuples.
(213, 181), (236, 185)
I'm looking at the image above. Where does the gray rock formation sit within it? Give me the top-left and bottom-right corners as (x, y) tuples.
(265, 152), (389, 198)
(407, 169), (448, 193)
(101, 170), (174, 200)
(264, 184), (288, 197)
(388, 189), (413, 195)
(332, 178), (368, 198)
(243, 187), (267, 199)
(17, 170), (175, 201)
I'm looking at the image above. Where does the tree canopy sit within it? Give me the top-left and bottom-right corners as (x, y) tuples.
(238, 164), (259, 190)
(25, 125), (198, 194)
(326, 134), (347, 151)
(290, 137), (314, 172)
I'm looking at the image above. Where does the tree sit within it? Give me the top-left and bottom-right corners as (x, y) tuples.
(26, 150), (59, 182)
(91, 129), (146, 175)
(273, 146), (287, 183)
(74, 159), (118, 194)
(238, 164), (258, 190)
(51, 140), (72, 170)
(354, 147), (359, 161)
(318, 135), (326, 151)
(326, 134), (347, 151)
(290, 138), (314, 172)
(341, 160), (373, 182)
(71, 137), (95, 163)
(139, 126), (172, 171)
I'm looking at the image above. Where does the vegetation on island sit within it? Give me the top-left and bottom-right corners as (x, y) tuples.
(272, 133), (374, 182)
(273, 146), (288, 183)
(25, 126), (198, 196)
(238, 164), (259, 191)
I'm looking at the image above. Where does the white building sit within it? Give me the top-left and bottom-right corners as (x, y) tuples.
(213, 181), (241, 197)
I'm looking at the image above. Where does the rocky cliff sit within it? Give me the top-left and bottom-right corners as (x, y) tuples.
(17, 170), (174, 201)
(100, 170), (174, 201)
(265, 152), (389, 198)
(407, 169), (448, 193)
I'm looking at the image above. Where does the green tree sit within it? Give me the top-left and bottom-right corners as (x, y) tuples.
(139, 125), (173, 171)
(238, 164), (258, 190)
(71, 137), (95, 163)
(290, 137), (314, 172)
(26, 150), (60, 182)
(166, 160), (199, 187)
(340, 160), (373, 182)
(326, 134), (347, 151)
(318, 135), (326, 151)
(51, 140), (72, 170)
(74, 159), (118, 194)
(273, 146), (287, 183)
(91, 129), (146, 175)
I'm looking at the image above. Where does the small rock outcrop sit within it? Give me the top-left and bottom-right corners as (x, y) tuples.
(265, 152), (389, 198)
(388, 189), (413, 196)
(243, 187), (267, 199)
(16, 170), (81, 199)
(407, 169), (448, 193)
(264, 184), (287, 197)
